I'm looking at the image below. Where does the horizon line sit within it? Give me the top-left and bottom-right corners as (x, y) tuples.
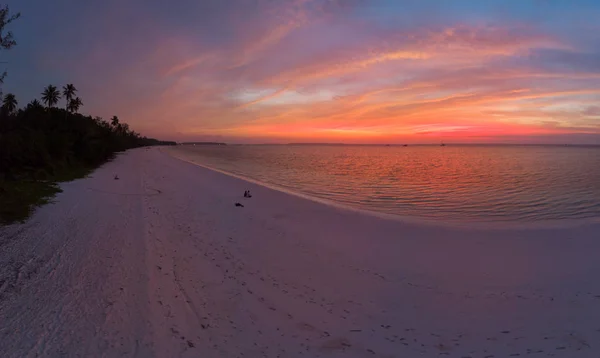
(177, 142), (600, 147)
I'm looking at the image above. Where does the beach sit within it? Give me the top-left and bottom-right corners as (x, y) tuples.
(1, 146), (599, 357)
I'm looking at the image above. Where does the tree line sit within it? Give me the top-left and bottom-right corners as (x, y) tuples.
(0, 4), (174, 181)
(0, 5), (175, 223)
(0, 84), (175, 181)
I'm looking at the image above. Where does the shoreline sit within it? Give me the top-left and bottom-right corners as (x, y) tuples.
(1, 147), (599, 357)
(165, 146), (600, 231)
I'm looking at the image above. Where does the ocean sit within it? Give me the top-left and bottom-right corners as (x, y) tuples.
(170, 144), (600, 225)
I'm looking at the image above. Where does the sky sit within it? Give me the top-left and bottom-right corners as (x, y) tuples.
(2, 0), (600, 144)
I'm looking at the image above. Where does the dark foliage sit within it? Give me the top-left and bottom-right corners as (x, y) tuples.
(0, 106), (175, 181)
(0, 5), (20, 84)
(0, 6), (175, 223)
(0, 104), (175, 224)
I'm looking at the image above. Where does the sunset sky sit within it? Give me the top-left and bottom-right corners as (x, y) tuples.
(3, 0), (600, 144)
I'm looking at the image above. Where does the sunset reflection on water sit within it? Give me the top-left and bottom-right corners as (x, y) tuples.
(172, 145), (600, 224)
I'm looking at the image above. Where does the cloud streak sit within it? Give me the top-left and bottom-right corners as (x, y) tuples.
(4, 0), (600, 144)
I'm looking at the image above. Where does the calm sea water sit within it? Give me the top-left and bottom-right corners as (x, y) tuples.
(171, 145), (600, 225)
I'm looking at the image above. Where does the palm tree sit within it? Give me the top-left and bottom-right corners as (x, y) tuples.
(68, 97), (83, 113)
(62, 84), (76, 111)
(2, 93), (17, 114)
(41, 85), (60, 109)
(26, 99), (43, 110)
(110, 115), (119, 127)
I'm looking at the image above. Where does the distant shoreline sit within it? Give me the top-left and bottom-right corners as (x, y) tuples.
(180, 142), (227, 146)
(178, 142), (600, 148)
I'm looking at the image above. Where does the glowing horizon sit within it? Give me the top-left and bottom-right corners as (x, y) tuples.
(4, 0), (600, 144)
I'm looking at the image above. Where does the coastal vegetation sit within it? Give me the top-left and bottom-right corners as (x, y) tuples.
(0, 5), (174, 224)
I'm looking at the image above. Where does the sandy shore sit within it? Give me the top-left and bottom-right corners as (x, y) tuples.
(1, 147), (599, 358)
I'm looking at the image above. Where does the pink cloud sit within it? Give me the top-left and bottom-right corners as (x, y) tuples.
(42, 0), (599, 144)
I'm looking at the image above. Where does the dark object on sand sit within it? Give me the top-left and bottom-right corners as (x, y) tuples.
(235, 202), (244, 207)
(114, 175), (119, 180)
(244, 190), (252, 198)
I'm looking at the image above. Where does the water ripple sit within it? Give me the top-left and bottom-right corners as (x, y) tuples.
(175, 145), (600, 224)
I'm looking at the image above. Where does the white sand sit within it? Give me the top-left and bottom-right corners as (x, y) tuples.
(1, 147), (599, 358)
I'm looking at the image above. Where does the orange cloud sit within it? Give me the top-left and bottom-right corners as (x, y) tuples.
(262, 25), (558, 87)
(231, 22), (300, 68)
(236, 87), (290, 109)
(67, 1), (600, 144)
(165, 53), (219, 77)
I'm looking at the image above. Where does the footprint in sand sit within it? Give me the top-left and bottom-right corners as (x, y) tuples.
(319, 337), (352, 352)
